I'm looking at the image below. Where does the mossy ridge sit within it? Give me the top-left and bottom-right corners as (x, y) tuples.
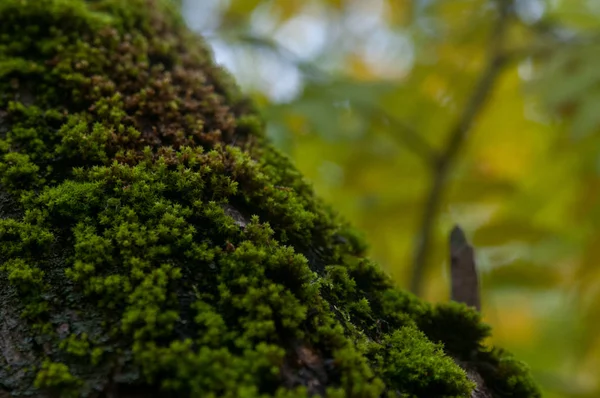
(0, 0), (540, 397)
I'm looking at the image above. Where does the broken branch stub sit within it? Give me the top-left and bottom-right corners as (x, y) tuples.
(449, 225), (481, 311)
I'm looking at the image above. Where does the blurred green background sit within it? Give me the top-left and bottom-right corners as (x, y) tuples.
(182, 1), (600, 396)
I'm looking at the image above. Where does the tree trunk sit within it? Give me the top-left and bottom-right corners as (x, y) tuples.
(0, 1), (540, 397)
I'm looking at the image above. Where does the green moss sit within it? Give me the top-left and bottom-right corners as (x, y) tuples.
(0, 258), (44, 294)
(59, 333), (90, 357)
(34, 360), (82, 398)
(370, 326), (475, 397)
(0, 152), (40, 191)
(0, 0), (540, 397)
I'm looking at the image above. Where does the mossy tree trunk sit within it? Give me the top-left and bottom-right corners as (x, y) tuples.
(0, 1), (540, 397)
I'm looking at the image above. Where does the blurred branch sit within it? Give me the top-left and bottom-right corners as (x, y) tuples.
(213, 33), (439, 162)
(354, 102), (438, 163)
(409, 1), (511, 295)
(507, 31), (600, 61)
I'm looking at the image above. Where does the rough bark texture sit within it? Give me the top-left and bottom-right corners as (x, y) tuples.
(0, 1), (540, 397)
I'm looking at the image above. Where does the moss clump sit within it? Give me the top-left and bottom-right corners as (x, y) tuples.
(0, 0), (540, 397)
(34, 360), (82, 398)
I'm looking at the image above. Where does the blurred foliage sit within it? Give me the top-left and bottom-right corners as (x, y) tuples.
(183, 0), (600, 397)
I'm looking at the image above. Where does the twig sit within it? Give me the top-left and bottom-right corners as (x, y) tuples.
(358, 102), (439, 163)
(506, 31), (600, 62)
(409, 1), (511, 295)
(212, 33), (439, 162)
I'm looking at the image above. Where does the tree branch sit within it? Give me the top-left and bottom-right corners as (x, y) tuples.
(357, 101), (439, 163)
(212, 33), (439, 163)
(409, 1), (511, 295)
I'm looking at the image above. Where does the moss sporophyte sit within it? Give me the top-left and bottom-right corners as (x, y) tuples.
(0, 0), (541, 397)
